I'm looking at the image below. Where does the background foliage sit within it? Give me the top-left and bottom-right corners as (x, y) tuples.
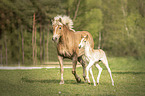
(0, 0), (145, 65)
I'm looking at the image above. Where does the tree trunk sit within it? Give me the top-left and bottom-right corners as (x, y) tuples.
(43, 30), (45, 61)
(73, 0), (81, 21)
(5, 36), (7, 65)
(98, 31), (101, 49)
(121, 0), (129, 36)
(40, 23), (42, 63)
(21, 26), (24, 64)
(32, 13), (35, 64)
(0, 46), (2, 65)
(34, 26), (37, 65)
(46, 25), (49, 61)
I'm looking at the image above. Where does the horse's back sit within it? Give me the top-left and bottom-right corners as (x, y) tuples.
(94, 49), (106, 59)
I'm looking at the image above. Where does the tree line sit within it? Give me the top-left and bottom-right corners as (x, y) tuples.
(0, 0), (145, 65)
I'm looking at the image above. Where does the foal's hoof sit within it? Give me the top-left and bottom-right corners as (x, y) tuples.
(87, 80), (91, 84)
(88, 81), (91, 84)
(59, 81), (64, 85)
(76, 77), (81, 83)
(88, 82), (91, 85)
(112, 83), (114, 86)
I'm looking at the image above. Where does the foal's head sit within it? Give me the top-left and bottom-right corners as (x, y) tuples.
(79, 35), (88, 49)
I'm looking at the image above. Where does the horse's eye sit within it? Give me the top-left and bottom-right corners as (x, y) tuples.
(84, 41), (86, 42)
(59, 27), (61, 29)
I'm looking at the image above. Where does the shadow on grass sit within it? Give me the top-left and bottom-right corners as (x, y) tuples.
(112, 71), (145, 74)
(21, 77), (84, 84)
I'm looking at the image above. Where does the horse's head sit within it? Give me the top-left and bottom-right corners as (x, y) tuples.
(52, 18), (64, 43)
(52, 15), (75, 43)
(79, 35), (88, 49)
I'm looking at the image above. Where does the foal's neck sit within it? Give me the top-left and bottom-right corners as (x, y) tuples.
(84, 41), (93, 55)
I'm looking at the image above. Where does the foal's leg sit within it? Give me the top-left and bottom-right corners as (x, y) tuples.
(102, 57), (114, 86)
(72, 55), (81, 83)
(89, 67), (96, 86)
(86, 60), (94, 84)
(78, 56), (87, 82)
(58, 55), (64, 84)
(95, 64), (102, 85)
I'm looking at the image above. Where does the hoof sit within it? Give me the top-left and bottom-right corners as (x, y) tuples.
(87, 80), (91, 84)
(83, 76), (87, 83)
(76, 77), (81, 83)
(88, 82), (91, 84)
(59, 81), (64, 85)
(112, 83), (114, 86)
(97, 82), (99, 85)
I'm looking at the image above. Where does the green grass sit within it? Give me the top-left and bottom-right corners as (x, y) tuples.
(0, 57), (145, 96)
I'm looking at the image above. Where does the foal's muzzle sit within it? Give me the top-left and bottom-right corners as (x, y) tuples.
(52, 37), (58, 42)
(79, 46), (81, 49)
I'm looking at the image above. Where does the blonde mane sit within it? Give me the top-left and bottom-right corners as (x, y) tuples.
(52, 15), (75, 32)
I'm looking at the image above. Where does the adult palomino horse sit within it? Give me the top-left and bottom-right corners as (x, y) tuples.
(79, 35), (114, 86)
(52, 15), (94, 84)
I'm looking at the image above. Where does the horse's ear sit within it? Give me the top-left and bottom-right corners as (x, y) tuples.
(51, 19), (54, 24)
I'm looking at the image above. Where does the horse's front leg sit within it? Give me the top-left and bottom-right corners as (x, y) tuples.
(72, 55), (81, 83)
(78, 56), (87, 82)
(58, 55), (64, 84)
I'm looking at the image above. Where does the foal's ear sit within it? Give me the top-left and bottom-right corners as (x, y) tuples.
(86, 35), (88, 39)
(81, 35), (83, 38)
(59, 18), (62, 23)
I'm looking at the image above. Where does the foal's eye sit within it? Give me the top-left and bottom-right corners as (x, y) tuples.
(59, 27), (61, 29)
(84, 41), (86, 42)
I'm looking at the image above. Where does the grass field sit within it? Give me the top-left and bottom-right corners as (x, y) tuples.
(0, 57), (145, 96)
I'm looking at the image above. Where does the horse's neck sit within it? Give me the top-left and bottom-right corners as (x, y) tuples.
(84, 42), (93, 56)
(59, 28), (74, 47)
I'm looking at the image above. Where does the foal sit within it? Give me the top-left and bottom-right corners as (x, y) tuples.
(79, 35), (114, 86)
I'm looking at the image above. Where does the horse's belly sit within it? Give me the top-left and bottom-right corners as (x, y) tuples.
(58, 49), (73, 58)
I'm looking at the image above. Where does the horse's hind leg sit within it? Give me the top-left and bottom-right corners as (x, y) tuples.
(72, 55), (81, 83)
(102, 57), (114, 86)
(78, 56), (87, 82)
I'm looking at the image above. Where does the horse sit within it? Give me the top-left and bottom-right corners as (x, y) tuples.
(52, 15), (94, 84)
(79, 35), (114, 86)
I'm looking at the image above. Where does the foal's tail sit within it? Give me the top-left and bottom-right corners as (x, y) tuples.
(102, 52), (108, 65)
